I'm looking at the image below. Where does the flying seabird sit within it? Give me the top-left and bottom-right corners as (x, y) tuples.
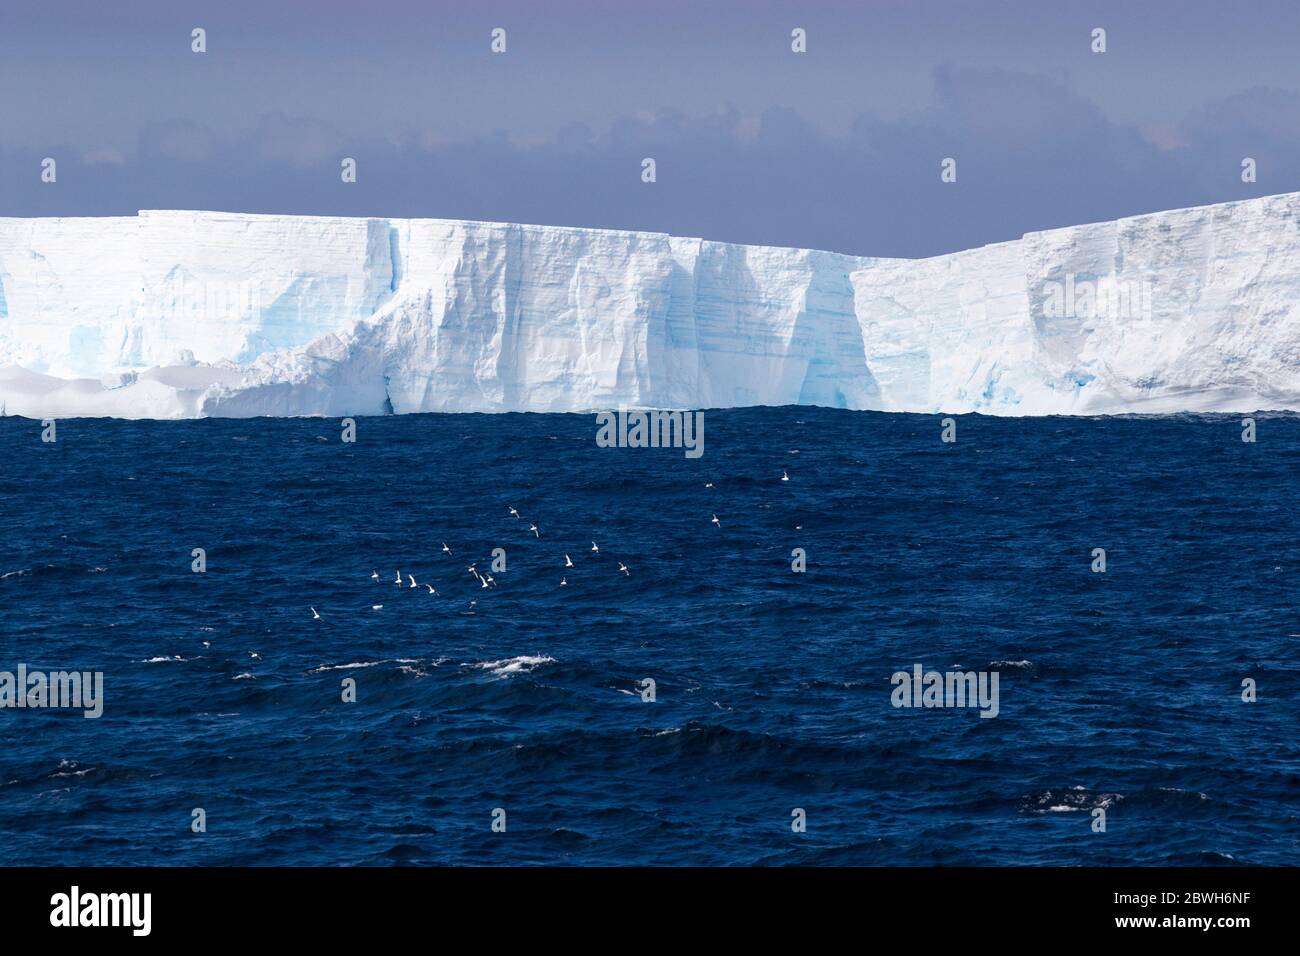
(311, 607), (321, 620)
(442, 542), (452, 556)
(618, 562), (630, 576)
(711, 514), (720, 527)
(370, 570), (379, 580)
(564, 554), (574, 568)
(509, 506), (521, 518)
(591, 541), (600, 553)
(529, 524), (540, 538)
(408, 574), (417, 589)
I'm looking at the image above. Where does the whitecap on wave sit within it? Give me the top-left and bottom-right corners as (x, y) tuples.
(470, 655), (556, 678)
(1021, 787), (1123, 813)
(307, 658), (420, 674)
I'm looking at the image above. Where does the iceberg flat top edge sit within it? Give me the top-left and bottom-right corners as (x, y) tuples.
(2, 186), (1296, 259)
(126, 209), (891, 264)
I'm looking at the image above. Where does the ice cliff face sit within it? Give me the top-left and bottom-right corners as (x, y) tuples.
(1, 195), (1298, 418)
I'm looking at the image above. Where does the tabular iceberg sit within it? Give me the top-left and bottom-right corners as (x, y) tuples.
(1, 195), (1298, 419)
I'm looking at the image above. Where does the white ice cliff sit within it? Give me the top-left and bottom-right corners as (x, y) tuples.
(1, 195), (1298, 418)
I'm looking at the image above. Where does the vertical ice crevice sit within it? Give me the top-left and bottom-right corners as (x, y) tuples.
(388, 223), (403, 293)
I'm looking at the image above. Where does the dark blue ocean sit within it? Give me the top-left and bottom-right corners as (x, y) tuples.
(1, 407), (1296, 866)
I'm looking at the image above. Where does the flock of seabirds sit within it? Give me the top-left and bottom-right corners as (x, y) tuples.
(307, 471), (792, 622)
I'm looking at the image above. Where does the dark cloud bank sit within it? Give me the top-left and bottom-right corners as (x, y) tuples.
(3, 67), (1299, 259)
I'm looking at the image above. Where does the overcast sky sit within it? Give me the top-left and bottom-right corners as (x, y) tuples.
(2, 0), (1299, 257)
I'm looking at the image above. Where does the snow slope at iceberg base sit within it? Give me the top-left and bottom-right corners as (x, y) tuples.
(1, 194), (1298, 419)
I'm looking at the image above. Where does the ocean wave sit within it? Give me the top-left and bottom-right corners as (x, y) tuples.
(1020, 788), (1124, 813)
(469, 655), (556, 678)
(307, 658), (421, 674)
(0, 563), (113, 580)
